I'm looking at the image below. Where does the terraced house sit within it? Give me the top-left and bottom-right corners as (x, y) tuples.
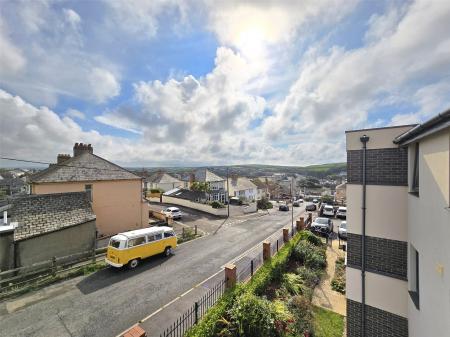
(30, 143), (149, 236)
(345, 109), (450, 337)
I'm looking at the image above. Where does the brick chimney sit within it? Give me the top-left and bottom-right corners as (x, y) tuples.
(73, 143), (93, 157)
(57, 154), (71, 164)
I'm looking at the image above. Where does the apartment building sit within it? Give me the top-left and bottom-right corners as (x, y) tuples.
(345, 109), (449, 337)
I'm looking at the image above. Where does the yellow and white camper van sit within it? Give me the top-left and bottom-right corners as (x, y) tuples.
(105, 226), (177, 268)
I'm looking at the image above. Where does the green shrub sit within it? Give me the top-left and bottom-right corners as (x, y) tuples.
(150, 188), (162, 193)
(288, 295), (314, 335)
(281, 273), (305, 296)
(293, 241), (327, 270)
(257, 197), (273, 210)
(296, 266), (322, 288)
(211, 201), (225, 209)
(299, 231), (323, 247)
(331, 257), (346, 294)
(228, 293), (279, 337)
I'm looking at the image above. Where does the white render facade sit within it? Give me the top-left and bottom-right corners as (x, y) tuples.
(345, 110), (450, 337)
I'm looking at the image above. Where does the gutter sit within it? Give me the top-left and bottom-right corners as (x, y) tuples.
(360, 134), (369, 337)
(393, 108), (450, 145)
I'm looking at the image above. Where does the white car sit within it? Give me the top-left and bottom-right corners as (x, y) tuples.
(323, 205), (335, 217)
(338, 221), (347, 239)
(162, 207), (182, 220)
(336, 207), (347, 219)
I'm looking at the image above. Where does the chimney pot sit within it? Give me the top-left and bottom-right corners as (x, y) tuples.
(57, 154), (71, 164)
(73, 142), (93, 156)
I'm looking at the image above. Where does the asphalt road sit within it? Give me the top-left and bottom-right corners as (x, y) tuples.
(0, 206), (305, 337)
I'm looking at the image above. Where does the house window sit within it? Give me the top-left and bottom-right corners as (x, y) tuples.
(85, 184), (93, 202)
(411, 143), (420, 194)
(408, 244), (420, 310)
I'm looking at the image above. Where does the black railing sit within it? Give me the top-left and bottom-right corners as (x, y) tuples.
(160, 279), (226, 337)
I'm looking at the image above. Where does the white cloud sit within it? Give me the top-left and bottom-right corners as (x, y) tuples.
(0, 18), (26, 77)
(88, 68), (121, 103)
(262, 0), (450, 151)
(65, 108), (85, 120)
(0, 1), (120, 106)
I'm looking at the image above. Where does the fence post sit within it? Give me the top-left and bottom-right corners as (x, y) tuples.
(52, 256), (56, 277)
(194, 301), (199, 324)
(224, 264), (237, 289)
(250, 260), (254, 277)
(276, 239), (279, 252)
(297, 217), (304, 231)
(182, 227), (185, 238)
(283, 228), (289, 243)
(195, 225), (198, 236)
(263, 241), (271, 261)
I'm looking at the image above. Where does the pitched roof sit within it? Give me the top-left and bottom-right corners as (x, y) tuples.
(164, 188), (206, 201)
(10, 192), (96, 241)
(228, 177), (257, 194)
(194, 169), (224, 182)
(30, 152), (140, 183)
(146, 172), (182, 184)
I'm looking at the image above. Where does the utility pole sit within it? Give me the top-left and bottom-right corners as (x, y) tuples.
(291, 178), (294, 235)
(227, 166), (230, 218)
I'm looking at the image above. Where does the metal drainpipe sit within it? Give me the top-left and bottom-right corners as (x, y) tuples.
(360, 134), (369, 337)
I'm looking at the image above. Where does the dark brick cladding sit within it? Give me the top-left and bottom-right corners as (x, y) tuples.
(347, 148), (408, 186)
(347, 233), (407, 280)
(347, 299), (408, 337)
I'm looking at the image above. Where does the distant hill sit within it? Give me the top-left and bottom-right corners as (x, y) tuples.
(133, 163), (346, 179)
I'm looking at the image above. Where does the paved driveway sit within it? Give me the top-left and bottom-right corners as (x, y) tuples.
(0, 206), (306, 337)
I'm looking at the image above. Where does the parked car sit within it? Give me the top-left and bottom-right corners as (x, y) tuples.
(336, 207), (347, 219)
(323, 205), (335, 217)
(311, 217), (333, 234)
(338, 221), (347, 239)
(305, 203), (316, 211)
(162, 207), (182, 219)
(293, 200), (301, 207)
(312, 198), (319, 204)
(279, 204), (290, 211)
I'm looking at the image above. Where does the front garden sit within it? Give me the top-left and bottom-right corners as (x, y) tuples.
(186, 231), (344, 337)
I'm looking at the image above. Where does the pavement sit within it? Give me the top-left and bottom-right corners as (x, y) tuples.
(0, 205), (306, 337)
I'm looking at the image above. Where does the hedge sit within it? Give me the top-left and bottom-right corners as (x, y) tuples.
(185, 231), (305, 337)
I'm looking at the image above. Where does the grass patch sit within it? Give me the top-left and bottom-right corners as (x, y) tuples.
(177, 227), (202, 244)
(313, 306), (344, 337)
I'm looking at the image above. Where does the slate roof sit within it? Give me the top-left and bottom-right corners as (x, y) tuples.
(164, 188), (207, 201)
(30, 152), (141, 183)
(146, 172), (182, 184)
(194, 169), (224, 182)
(10, 192), (96, 241)
(228, 177), (257, 193)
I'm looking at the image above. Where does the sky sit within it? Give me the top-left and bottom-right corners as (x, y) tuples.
(1, 0), (450, 168)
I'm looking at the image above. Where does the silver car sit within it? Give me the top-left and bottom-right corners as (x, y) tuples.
(338, 221), (347, 239)
(311, 217), (333, 234)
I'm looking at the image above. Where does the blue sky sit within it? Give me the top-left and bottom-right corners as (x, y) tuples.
(1, 0), (449, 167)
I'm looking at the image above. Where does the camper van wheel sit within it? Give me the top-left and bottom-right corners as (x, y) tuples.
(128, 259), (139, 269)
(164, 247), (173, 256)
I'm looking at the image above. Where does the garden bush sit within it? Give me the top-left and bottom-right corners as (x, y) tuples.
(331, 257), (346, 294)
(280, 273), (305, 296)
(296, 266), (322, 288)
(227, 293), (279, 337)
(299, 231), (323, 247)
(288, 295), (314, 335)
(211, 201), (225, 209)
(293, 241), (327, 270)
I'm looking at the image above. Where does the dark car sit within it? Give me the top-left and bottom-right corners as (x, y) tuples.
(305, 203), (316, 211)
(279, 204), (290, 211)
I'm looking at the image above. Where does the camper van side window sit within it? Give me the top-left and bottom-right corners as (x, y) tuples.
(128, 237), (146, 247)
(154, 233), (163, 241)
(147, 235), (155, 242)
(164, 232), (174, 238)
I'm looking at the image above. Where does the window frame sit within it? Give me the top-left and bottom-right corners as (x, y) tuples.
(411, 143), (420, 195)
(85, 184), (93, 202)
(408, 244), (420, 310)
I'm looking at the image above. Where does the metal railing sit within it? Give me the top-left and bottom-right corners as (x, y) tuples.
(160, 279), (226, 337)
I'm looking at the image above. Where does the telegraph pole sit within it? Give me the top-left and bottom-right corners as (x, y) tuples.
(227, 167), (230, 218)
(291, 178), (294, 235)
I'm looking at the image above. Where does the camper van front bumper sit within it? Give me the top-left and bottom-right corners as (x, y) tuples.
(105, 258), (123, 268)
